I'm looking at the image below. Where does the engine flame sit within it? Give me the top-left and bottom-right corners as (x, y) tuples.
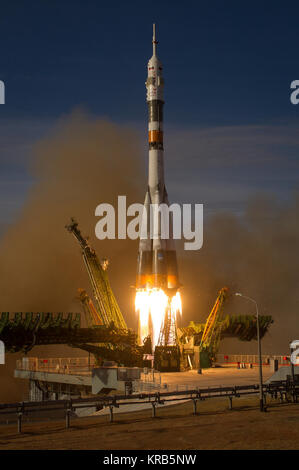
(135, 288), (182, 348)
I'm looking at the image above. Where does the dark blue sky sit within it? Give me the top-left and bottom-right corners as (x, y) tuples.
(1, 0), (299, 228)
(0, 0), (298, 124)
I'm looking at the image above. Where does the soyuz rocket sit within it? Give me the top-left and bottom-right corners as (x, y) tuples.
(136, 24), (180, 295)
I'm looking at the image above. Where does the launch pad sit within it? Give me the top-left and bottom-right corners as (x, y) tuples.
(0, 26), (273, 382)
(12, 354), (294, 405)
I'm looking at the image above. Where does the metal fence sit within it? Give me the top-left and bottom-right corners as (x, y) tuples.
(16, 359), (164, 391)
(216, 354), (295, 366)
(0, 379), (298, 433)
(16, 354), (296, 375)
(135, 369), (162, 392)
(16, 357), (96, 375)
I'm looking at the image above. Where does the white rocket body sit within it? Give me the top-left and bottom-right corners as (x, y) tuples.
(136, 25), (179, 293)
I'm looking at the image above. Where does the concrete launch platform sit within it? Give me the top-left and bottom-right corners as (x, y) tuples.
(160, 366), (273, 391)
(93, 366), (275, 417)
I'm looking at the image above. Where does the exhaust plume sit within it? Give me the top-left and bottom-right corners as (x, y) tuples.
(0, 112), (297, 400)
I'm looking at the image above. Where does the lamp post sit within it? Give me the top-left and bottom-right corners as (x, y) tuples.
(235, 293), (264, 412)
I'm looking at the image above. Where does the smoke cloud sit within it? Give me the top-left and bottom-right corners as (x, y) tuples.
(0, 111), (145, 400)
(180, 193), (299, 355)
(0, 111), (144, 316)
(0, 112), (298, 401)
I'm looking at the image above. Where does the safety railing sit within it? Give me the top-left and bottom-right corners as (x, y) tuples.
(16, 357), (96, 375)
(135, 369), (162, 392)
(0, 379), (298, 433)
(16, 359), (164, 391)
(216, 354), (296, 366)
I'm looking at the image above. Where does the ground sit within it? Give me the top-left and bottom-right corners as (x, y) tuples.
(1, 367), (298, 450)
(1, 396), (299, 450)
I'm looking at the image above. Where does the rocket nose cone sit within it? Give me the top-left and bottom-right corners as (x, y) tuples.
(148, 56), (162, 67)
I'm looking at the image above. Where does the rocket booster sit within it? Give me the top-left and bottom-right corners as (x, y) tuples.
(136, 24), (179, 293)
